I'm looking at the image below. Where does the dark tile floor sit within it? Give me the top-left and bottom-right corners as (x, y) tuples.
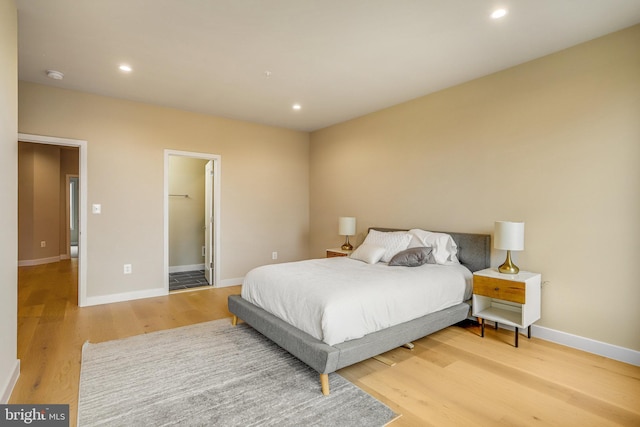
(169, 270), (210, 291)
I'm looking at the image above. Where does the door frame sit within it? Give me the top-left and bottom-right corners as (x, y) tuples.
(204, 160), (214, 284)
(18, 133), (88, 306)
(64, 174), (79, 259)
(164, 149), (221, 290)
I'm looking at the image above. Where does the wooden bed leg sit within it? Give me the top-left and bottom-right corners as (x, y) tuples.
(320, 374), (330, 395)
(373, 355), (397, 366)
(231, 315), (238, 326)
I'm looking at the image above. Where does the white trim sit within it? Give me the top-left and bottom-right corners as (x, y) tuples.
(17, 256), (61, 267)
(164, 150), (221, 292)
(477, 318), (640, 366)
(169, 264), (205, 273)
(18, 133), (89, 307)
(83, 287), (166, 307)
(218, 277), (243, 288)
(532, 325), (640, 367)
(0, 359), (20, 404)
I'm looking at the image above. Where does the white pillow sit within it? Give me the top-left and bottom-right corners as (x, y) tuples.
(361, 230), (412, 263)
(350, 244), (386, 264)
(408, 229), (459, 265)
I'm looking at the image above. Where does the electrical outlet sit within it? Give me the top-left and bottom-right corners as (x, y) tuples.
(123, 264), (132, 274)
(272, 252), (278, 260)
(40, 241), (46, 248)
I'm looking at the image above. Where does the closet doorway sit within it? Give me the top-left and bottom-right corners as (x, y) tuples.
(164, 150), (220, 292)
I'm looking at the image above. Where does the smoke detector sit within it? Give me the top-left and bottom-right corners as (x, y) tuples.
(46, 70), (64, 80)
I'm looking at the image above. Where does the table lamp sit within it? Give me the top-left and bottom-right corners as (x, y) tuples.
(338, 217), (356, 251)
(494, 221), (524, 274)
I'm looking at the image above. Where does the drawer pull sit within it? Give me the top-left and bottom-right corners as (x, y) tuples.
(494, 287), (500, 291)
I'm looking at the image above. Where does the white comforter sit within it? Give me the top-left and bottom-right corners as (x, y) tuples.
(241, 257), (473, 346)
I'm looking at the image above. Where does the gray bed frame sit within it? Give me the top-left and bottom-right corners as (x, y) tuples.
(228, 228), (491, 395)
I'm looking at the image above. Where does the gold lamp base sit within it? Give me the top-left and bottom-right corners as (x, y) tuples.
(498, 250), (519, 274)
(341, 236), (353, 251)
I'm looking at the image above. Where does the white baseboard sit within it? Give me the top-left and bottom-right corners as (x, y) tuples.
(83, 288), (167, 307)
(82, 278), (239, 307)
(0, 359), (20, 404)
(532, 325), (640, 367)
(218, 277), (243, 288)
(17, 256), (61, 267)
(477, 318), (640, 367)
(169, 264), (205, 273)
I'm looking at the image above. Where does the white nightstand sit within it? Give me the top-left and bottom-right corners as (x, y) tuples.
(472, 268), (541, 347)
(326, 248), (352, 258)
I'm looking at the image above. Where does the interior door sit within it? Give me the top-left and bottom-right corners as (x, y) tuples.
(204, 160), (214, 285)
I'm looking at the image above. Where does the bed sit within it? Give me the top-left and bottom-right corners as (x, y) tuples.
(228, 228), (490, 395)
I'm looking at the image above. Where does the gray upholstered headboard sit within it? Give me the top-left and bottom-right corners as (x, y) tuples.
(369, 228), (491, 273)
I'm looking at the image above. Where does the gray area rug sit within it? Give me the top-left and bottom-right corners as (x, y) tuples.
(78, 318), (397, 426)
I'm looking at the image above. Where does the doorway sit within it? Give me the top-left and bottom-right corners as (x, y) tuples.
(164, 150), (220, 292)
(17, 133), (88, 306)
(67, 175), (79, 258)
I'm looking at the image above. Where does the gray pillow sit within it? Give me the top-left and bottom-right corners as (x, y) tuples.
(388, 247), (433, 267)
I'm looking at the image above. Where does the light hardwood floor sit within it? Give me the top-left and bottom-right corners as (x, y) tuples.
(11, 259), (640, 426)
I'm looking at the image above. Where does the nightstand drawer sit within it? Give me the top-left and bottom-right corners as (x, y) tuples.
(327, 250), (347, 258)
(473, 275), (526, 304)
(326, 248), (352, 258)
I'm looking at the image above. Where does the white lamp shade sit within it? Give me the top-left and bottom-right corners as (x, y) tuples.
(338, 217), (356, 236)
(494, 221), (524, 251)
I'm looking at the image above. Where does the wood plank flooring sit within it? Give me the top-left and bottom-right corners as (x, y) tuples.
(10, 259), (640, 426)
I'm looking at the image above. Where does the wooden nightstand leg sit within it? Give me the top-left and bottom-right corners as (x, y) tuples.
(514, 328), (519, 348)
(494, 322), (498, 330)
(481, 318), (485, 337)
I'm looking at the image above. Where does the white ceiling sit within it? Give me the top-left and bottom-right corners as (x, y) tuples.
(16, 0), (640, 132)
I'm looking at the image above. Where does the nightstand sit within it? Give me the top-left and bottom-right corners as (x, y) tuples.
(326, 248), (352, 258)
(472, 268), (541, 347)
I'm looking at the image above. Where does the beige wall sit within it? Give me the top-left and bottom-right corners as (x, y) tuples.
(0, 0), (18, 402)
(310, 25), (640, 351)
(18, 143), (60, 261)
(17, 143), (79, 262)
(169, 156), (207, 268)
(19, 82), (310, 299)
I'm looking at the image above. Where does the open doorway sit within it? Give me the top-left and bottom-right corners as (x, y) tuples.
(66, 175), (79, 258)
(164, 150), (220, 292)
(17, 133), (88, 306)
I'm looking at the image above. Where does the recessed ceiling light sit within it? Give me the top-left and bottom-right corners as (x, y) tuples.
(491, 9), (508, 19)
(292, 104), (301, 111)
(46, 69), (64, 80)
(119, 64), (132, 72)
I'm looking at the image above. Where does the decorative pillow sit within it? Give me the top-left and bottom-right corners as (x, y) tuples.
(361, 230), (412, 263)
(349, 244), (386, 264)
(389, 247), (433, 267)
(408, 229), (459, 265)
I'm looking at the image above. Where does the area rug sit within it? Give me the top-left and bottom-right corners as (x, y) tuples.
(78, 318), (398, 426)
